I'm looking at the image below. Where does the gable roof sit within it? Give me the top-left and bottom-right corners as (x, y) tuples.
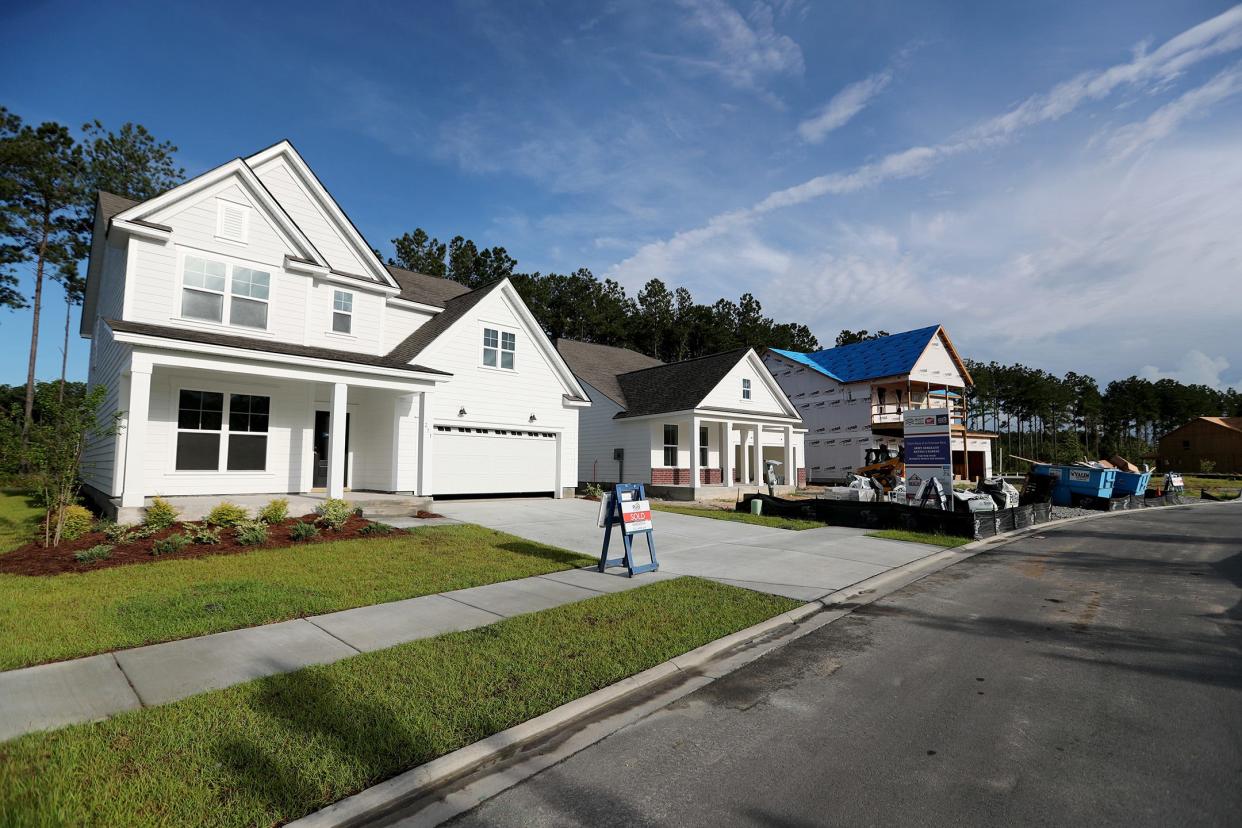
(99, 191), (139, 224)
(770, 325), (958, 384)
(386, 281), (503, 365)
(385, 265), (473, 308)
(615, 348), (753, 418)
(1199, 416), (1242, 434)
(106, 318), (448, 376)
(554, 339), (663, 407)
(555, 339), (788, 419)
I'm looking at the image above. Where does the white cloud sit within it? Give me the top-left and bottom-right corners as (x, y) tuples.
(797, 71), (893, 143)
(1141, 351), (1235, 388)
(1105, 62), (1242, 158)
(671, 0), (804, 96)
(609, 4), (1242, 288)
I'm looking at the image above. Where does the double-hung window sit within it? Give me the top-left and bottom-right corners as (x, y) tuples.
(699, 425), (709, 467)
(175, 389), (270, 472)
(181, 257), (227, 323)
(483, 327), (516, 369)
(742, 378), (752, 400)
(226, 394), (269, 470)
(332, 290), (353, 333)
(230, 267), (270, 329)
(175, 390), (224, 470)
(663, 424), (679, 467)
(180, 255), (270, 330)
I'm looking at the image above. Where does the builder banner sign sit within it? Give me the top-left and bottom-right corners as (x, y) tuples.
(903, 409), (953, 505)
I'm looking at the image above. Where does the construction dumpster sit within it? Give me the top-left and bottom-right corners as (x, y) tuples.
(1111, 470), (1152, 497)
(1031, 464), (1117, 506)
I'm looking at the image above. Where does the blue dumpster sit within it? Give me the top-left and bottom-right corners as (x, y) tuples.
(1029, 464), (1116, 506)
(1111, 470), (1151, 497)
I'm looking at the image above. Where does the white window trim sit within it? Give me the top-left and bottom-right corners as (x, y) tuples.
(479, 322), (519, 372)
(742, 377), (752, 400)
(214, 198), (250, 245)
(662, 423), (679, 467)
(174, 246), (274, 333)
(170, 384), (272, 475)
(331, 289), (354, 336)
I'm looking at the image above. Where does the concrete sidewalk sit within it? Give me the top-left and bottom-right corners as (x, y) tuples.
(0, 564), (677, 743)
(0, 500), (945, 744)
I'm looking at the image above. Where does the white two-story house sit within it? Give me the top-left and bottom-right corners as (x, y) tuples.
(80, 141), (589, 519)
(763, 325), (995, 484)
(556, 339), (806, 499)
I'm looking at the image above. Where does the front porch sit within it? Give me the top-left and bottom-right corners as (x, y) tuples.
(647, 415), (807, 495)
(104, 343), (445, 522)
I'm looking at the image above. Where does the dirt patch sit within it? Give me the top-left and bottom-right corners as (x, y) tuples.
(415, 510), (445, 519)
(0, 514), (420, 576)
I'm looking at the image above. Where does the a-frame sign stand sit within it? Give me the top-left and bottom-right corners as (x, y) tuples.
(598, 482), (659, 577)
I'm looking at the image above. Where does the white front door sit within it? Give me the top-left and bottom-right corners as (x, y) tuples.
(432, 426), (557, 496)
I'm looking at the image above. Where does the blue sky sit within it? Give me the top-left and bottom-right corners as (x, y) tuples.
(2, 0), (1240, 389)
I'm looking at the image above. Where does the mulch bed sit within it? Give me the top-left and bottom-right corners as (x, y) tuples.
(1, 514), (399, 576)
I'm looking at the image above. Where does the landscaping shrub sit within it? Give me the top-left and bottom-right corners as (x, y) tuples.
(358, 521), (396, 536)
(185, 524), (221, 545)
(204, 502), (249, 527)
(288, 521), (319, 541)
(234, 520), (269, 546)
(315, 498), (354, 530)
(74, 544), (113, 563)
(102, 523), (137, 544)
(144, 497), (180, 530)
(55, 505), (94, 542)
(151, 533), (190, 556)
(257, 497), (289, 524)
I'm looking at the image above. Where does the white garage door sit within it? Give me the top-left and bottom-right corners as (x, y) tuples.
(432, 426), (558, 496)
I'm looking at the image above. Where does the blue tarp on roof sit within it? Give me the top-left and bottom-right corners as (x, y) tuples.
(770, 325), (942, 383)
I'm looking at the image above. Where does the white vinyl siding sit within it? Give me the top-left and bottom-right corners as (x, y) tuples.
(575, 380), (649, 485)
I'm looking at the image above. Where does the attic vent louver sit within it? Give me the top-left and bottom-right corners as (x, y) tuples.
(216, 200), (249, 243)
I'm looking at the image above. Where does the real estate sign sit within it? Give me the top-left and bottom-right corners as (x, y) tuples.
(620, 498), (653, 534)
(903, 409), (953, 506)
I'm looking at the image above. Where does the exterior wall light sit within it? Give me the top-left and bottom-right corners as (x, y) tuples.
(459, 407), (467, 417)
(529, 414), (537, 422)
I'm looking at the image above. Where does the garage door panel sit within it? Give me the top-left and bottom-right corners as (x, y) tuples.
(432, 428), (557, 495)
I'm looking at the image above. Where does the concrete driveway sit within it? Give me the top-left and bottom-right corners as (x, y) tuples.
(434, 498), (945, 601)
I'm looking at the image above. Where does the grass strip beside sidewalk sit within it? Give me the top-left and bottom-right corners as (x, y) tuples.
(0, 577), (798, 827)
(867, 529), (972, 548)
(0, 524), (591, 671)
(653, 503), (824, 531)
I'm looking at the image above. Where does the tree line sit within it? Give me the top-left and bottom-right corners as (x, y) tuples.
(0, 107), (182, 460)
(964, 361), (1241, 468)
(387, 228), (820, 360)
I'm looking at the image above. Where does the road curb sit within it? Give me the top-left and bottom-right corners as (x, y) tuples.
(290, 498), (1238, 828)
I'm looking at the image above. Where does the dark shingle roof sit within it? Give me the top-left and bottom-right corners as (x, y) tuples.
(556, 339), (762, 418)
(98, 191), (139, 222)
(385, 281), (503, 365)
(615, 348), (752, 418)
(106, 319), (448, 376)
(385, 265), (473, 308)
(554, 339), (663, 407)
(769, 325), (943, 383)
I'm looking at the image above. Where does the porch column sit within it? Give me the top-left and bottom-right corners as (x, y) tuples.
(782, 425), (795, 487)
(739, 426), (750, 486)
(119, 363), (152, 508)
(689, 415), (701, 489)
(328, 382), (348, 499)
(722, 420), (734, 485)
(417, 391), (434, 497)
(752, 424), (762, 484)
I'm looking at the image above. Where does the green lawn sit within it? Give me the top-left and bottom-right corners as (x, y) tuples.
(0, 488), (42, 554)
(652, 503), (824, 531)
(0, 578), (797, 827)
(867, 529), (973, 548)
(0, 518), (592, 670)
(1179, 475), (1240, 498)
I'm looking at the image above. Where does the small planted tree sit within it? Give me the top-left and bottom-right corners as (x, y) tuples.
(26, 383), (120, 546)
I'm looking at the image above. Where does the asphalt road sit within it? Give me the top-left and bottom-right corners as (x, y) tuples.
(446, 504), (1242, 827)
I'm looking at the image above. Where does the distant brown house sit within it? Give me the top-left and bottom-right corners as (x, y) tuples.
(1157, 417), (1242, 473)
